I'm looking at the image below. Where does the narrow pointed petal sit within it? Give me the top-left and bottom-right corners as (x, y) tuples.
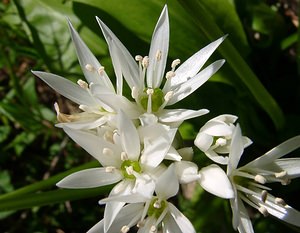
(155, 164), (179, 199)
(96, 17), (140, 89)
(109, 40), (123, 95)
(68, 21), (114, 90)
(118, 110), (140, 160)
(104, 180), (134, 232)
(32, 71), (95, 106)
(167, 60), (225, 105)
(205, 150), (229, 165)
(159, 109), (209, 123)
(56, 168), (122, 188)
(62, 127), (121, 167)
(199, 164), (234, 199)
(165, 146), (182, 161)
(236, 198), (254, 233)
(227, 124), (244, 174)
(274, 158), (300, 178)
(87, 219), (104, 233)
(246, 135), (300, 168)
(147, 5), (169, 88)
(164, 213), (183, 233)
(172, 36), (226, 87)
(168, 203), (196, 233)
(175, 161), (200, 184)
(141, 129), (176, 168)
(55, 116), (108, 130)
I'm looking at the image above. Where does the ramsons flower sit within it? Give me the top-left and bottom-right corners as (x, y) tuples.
(194, 114), (252, 164)
(226, 125), (300, 233)
(56, 110), (177, 231)
(89, 164), (196, 233)
(97, 5), (225, 126)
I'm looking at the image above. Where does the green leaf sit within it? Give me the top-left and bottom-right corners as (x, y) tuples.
(177, 0), (285, 130)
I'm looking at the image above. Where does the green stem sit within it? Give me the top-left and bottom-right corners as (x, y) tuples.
(178, 0), (285, 130)
(0, 160), (99, 201)
(0, 186), (111, 212)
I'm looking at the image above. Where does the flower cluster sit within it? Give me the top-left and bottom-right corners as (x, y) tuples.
(34, 5), (300, 233)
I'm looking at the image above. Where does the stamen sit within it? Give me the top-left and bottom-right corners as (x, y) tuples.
(258, 206), (269, 217)
(135, 55), (143, 62)
(150, 225), (157, 233)
(104, 131), (113, 143)
(164, 91), (173, 102)
(105, 166), (115, 173)
(165, 71), (175, 79)
(156, 50), (162, 61)
(261, 190), (268, 202)
(254, 174), (267, 184)
(85, 64), (95, 72)
(281, 178), (291, 185)
(275, 170), (287, 178)
(275, 197), (286, 206)
(137, 220), (145, 228)
(121, 152), (128, 161)
(126, 166), (134, 176)
(121, 225), (130, 233)
(142, 56), (149, 68)
(103, 148), (113, 156)
(77, 79), (88, 89)
(171, 59), (181, 70)
(153, 200), (161, 208)
(216, 138), (227, 147)
(131, 86), (139, 99)
(97, 66), (105, 75)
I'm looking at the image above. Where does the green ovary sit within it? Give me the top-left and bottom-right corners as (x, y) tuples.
(147, 197), (167, 219)
(140, 88), (164, 112)
(120, 160), (142, 179)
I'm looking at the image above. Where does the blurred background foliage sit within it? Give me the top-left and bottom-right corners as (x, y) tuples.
(0, 0), (299, 232)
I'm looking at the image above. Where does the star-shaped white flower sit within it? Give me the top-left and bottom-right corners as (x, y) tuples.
(194, 114), (252, 164)
(90, 164), (196, 233)
(56, 110), (177, 231)
(96, 5), (226, 126)
(227, 125), (300, 233)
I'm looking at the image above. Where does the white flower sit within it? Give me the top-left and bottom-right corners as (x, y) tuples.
(91, 164), (196, 233)
(194, 114), (252, 164)
(227, 125), (300, 233)
(56, 110), (177, 231)
(96, 5), (226, 126)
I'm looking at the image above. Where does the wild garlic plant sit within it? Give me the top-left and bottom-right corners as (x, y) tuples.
(34, 5), (300, 233)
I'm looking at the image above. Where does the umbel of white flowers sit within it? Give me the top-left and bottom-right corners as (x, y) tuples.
(33, 4), (300, 233)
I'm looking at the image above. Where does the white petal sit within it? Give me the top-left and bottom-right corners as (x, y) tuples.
(236, 198), (254, 233)
(159, 109), (209, 123)
(168, 59), (225, 105)
(68, 21), (114, 90)
(205, 150), (229, 165)
(165, 146), (182, 161)
(155, 164), (179, 199)
(168, 203), (196, 233)
(33, 71), (95, 106)
(56, 168), (122, 188)
(118, 110), (140, 160)
(213, 114), (238, 124)
(227, 124), (244, 174)
(96, 17), (140, 90)
(87, 219), (104, 233)
(274, 158), (300, 178)
(163, 213), (183, 233)
(175, 161), (200, 184)
(246, 135), (300, 168)
(200, 120), (233, 136)
(55, 116), (107, 130)
(141, 129), (176, 168)
(172, 36), (226, 87)
(194, 132), (213, 152)
(147, 5), (169, 88)
(199, 164), (234, 199)
(62, 127), (121, 167)
(104, 180), (134, 232)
